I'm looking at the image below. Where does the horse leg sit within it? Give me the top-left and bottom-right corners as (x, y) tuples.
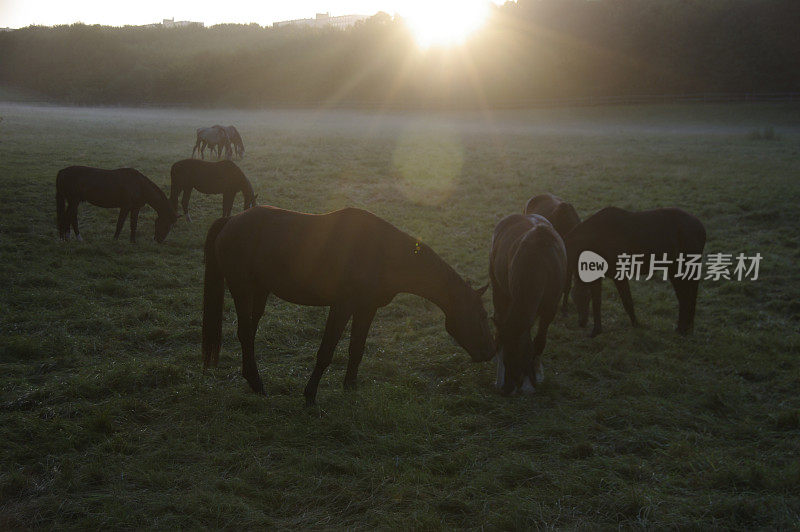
(230, 286), (264, 395)
(251, 290), (269, 331)
(304, 304), (352, 405)
(182, 189), (193, 222)
(529, 321), (550, 388)
(114, 207), (130, 240)
(561, 274), (572, 316)
(343, 307), (377, 390)
(613, 278), (639, 327)
(672, 278), (699, 334)
(530, 298), (557, 387)
(222, 191), (234, 217)
(61, 198), (72, 240)
(589, 280), (603, 337)
(129, 208), (139, 243)
(67, 201), (82, 242)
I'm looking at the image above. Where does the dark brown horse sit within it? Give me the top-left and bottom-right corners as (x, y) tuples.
(56, 166), (177, 243)
(565, 207), (706, 337)
(524, 193), (581, 313)
(202, 206), (495, 404)
(490, 214), (566, 395)
(169, 159), (257, 222)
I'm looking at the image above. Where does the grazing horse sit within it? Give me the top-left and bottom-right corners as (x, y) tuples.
(202, 206), (495, 404)
(192, 127), (231, 160)
(169, 159), (257, 221)
(490, 214), (566, 395)
(524, 193), (581, 313)
(56, 166), (177, 243)
(565, 207), (706, 337)
(222, 125), (244, 158)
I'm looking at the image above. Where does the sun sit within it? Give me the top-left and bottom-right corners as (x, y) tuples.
(401, 0), (491, 48)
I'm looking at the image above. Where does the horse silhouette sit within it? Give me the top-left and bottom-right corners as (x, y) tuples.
(56, 166), (176, 243)
(202, 206), (495, 404)
(490, 214), (566, 395)
(169, 159), (256, 221)
(192, 126), (231, 160)
(566, 207), (706, 337)
(524, 193), (581, 313)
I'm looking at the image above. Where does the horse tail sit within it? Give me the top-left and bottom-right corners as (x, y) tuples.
(202, 217), (230, 368)
(56, 170), (67, 239)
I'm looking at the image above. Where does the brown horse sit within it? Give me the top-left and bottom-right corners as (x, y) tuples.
(202, 206), (495, 404)
(565, 207), (706, 337)
(524, 193), (581, 313)
(56, 166), (177, 243)
(169, 159), (257, 222)
(490, 214), (566, 395)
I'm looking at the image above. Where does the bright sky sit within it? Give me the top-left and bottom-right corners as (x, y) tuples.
(0, 0), (502, 30)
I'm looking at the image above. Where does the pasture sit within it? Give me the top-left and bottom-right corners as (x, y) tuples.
(1, 102), (798, 528)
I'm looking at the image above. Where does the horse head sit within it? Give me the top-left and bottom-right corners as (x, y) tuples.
(445, 282), (494, 363)
(154, 205), (178, 243)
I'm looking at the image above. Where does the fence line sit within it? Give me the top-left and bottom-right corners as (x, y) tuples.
(3, 91), (799, 111)
(495, 92), (800, 109)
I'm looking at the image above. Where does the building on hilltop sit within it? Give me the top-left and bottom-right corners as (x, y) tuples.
(273, 12), (369, 30)
(162, 17), (204, 28)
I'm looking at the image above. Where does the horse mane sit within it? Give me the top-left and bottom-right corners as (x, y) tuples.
(361, 208), (470, 297)
(232, 165), (255, 201)
(135, 170), (172, 216)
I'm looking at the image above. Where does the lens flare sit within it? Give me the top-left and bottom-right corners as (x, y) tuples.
(393, 130), (463, 206)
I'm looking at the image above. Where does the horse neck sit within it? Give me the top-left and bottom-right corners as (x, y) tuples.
(389, 240), (466, 316)
(236, 173), (254, 204)
(140, 178), (170, 216)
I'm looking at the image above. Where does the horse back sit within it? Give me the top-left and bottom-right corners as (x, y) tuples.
(492, 214), (566, 302)
(214, 206), (410, 306)
(524, 194), (561, 218)
(171, 159), (243, 191)
(571, 206), (706, 258)
(524, 193), (581, 239)
(56, 166), (150, 207)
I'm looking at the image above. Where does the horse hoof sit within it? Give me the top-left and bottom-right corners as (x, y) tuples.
(520, 377), (536, 394)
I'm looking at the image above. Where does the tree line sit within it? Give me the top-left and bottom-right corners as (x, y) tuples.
(1, 0), (798, 108)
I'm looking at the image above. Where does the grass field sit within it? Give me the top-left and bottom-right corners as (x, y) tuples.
(1, 102), (799, 528)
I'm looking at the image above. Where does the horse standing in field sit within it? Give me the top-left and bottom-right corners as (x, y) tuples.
(192, 126), (231, 160)
(202, 206), (495, 404)
(490, 214), (566, 395)
(565, 207), (706, 337)
(56, 166), (177, 243)
(221, 125), (244, 158)
(169, 159), (257, 221)
(524, 193), (581, 313)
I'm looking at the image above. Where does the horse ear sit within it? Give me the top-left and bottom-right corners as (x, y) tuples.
(475, 283), (489, 296)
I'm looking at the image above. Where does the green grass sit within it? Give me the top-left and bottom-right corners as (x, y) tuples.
(1, 102), (799, 528)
